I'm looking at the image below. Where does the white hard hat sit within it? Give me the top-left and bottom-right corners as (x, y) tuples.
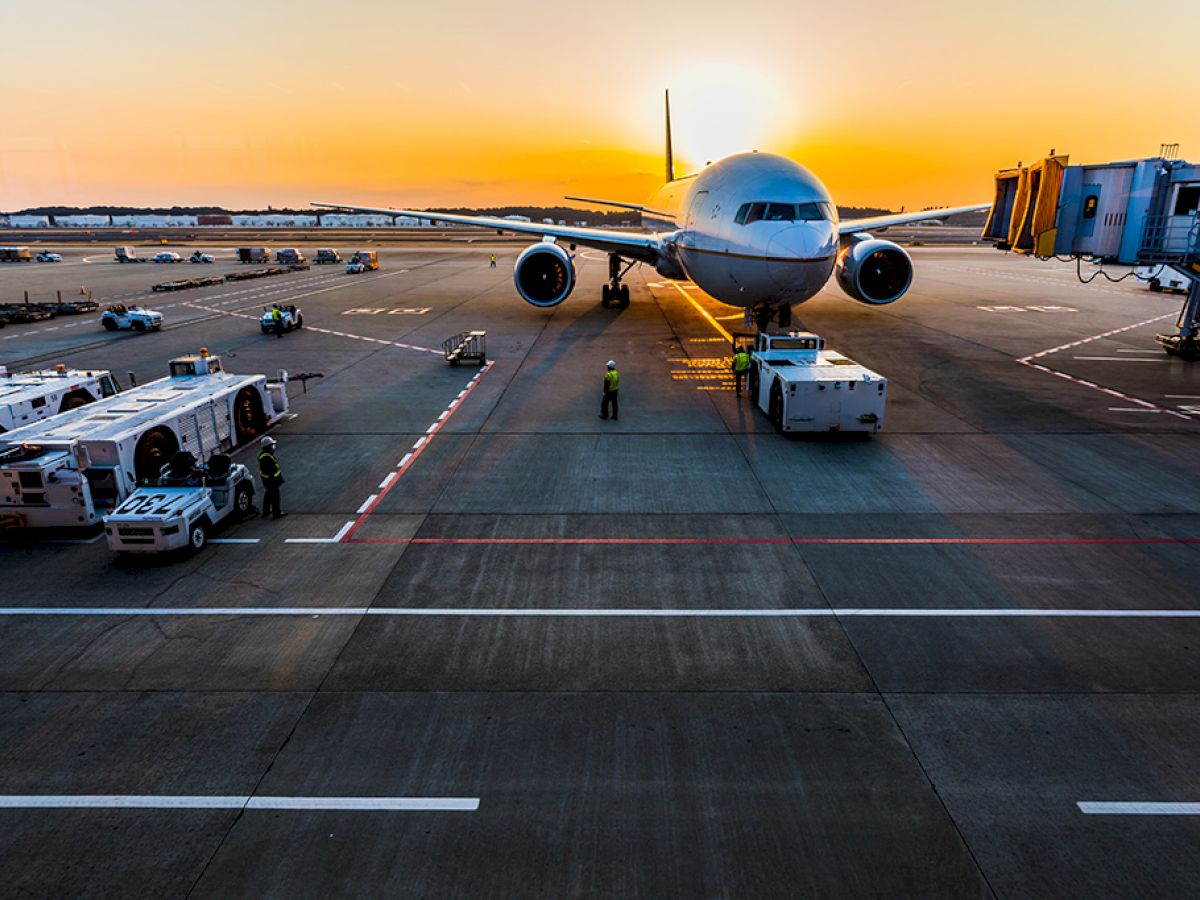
(606, 360), (616, 368)
(261, 436), (276, 447)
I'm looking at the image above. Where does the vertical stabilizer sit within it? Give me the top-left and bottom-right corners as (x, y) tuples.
(665, 89), (675, 183)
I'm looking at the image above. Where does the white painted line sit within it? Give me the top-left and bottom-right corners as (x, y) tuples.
(1072, 356), (1162, 362)
(6, 607), (1200, 618)
(413, 437), (427, 450)
(1108, 407), (1161, 413)
(208, 538), (261, 544)
(331, 520), (355, 542)
(1116, 349), (1162, 354)
(356, 495), (378, 515)
(1166, 395), (1200, 399)
(398, 453), (413, 468)
(437, 410), (449, 421)
(425, 422), (438, 434)
(283, 538), (339, 544)
(379, 472), (398, 490)
(0, 795), (478, 812)
(1077, 802), (1200, 816)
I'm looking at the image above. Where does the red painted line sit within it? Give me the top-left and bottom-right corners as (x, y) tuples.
(344, 536), (1200, 546)
(341, 363), (494, 541)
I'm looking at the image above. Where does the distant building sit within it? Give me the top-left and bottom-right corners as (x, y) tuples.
(502, 215), (532, 223)
(9, 215), (50, 228)
(54, 215), (111, 228)
(111, 214), (170, 228)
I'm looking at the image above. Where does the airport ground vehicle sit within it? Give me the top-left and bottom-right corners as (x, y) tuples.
(100, 304), (163, 331)
(260, 305), (303, 334)
(35, 251), (61, 263)
(0, 366), (120, 433)
(189, 251), (215, 264)
(0, 247), (32, 263)
(104, 451), (254, 553)
(0, 351), (288, 528)
(153, 251), (182, 263)
(743, 332), (887, 434)
(114, 246), (142, 263)
(345, 250), (378, 274)
(315, 249), (341, 264)
(237, 247), (271, 264)
(1138, 266), (1190, 293)
(276, 248), (305, 264)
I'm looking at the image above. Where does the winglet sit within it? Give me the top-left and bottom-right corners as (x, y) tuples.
(665, 89), (675, 183)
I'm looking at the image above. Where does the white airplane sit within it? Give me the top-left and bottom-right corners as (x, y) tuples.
(317, 92), (988, 329)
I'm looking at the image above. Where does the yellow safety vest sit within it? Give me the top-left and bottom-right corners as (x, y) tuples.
(605, 369), (620, 391)
(272, 308), (282, 322)
(257, 450), (281, 480)
(733, 351), (750, 372)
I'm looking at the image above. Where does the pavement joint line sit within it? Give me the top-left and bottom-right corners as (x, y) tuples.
(0, 795), (479, 812)
(5, 607), (1200, 618)
(1077, 802), (1200, 815)
(342, 362), (494, 542)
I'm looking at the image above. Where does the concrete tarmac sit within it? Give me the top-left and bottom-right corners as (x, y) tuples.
(1, 243), (1198, 897)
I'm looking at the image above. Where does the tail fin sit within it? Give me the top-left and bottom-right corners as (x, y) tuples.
(665, 89), (675, 183)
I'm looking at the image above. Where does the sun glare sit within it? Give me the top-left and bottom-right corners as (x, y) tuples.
(668, 63), (795, 172)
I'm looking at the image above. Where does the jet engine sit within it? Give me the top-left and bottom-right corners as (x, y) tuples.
(513, 242), (575, 307)
(835, 236), (913, 305)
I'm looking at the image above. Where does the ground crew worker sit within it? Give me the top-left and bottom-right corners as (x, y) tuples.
(271, 304), (284, 338)
(258, 436), (286, 519)
(732, 344), (751, 396)
(600, 360), (620, 421)
(489, 254), (497, 268)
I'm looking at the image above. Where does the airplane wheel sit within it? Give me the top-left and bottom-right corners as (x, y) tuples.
(778, 304), (792, 328)
(618, 284), (630, 307)
(755, 307), (772, 331)
(601, 284), (612, 307)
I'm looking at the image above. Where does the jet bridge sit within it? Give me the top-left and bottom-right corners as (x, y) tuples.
(984, 149), (1200, 359)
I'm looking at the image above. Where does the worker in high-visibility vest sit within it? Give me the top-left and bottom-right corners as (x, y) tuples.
(257, 436), (286, 519)
(731, 345), (751, 397)
(489, 254), (497, 268)
(271, 304), (284, 338)
(600, 360), (620, 421)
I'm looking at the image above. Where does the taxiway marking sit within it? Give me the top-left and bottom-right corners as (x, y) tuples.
(5, 607), (1200, 618)
(1077, 802), (1200, 816)
(341, 362), (494, 541)
(670, 282), (734, 343)
(0, 795), (479, 812)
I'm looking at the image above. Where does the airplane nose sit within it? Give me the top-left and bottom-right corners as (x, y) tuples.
(766, 224), (836, 289)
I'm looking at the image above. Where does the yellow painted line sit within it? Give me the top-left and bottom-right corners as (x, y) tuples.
(670, 282), (733, 343)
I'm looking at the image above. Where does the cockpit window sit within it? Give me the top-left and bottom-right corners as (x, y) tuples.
(736, 201), (835, 225)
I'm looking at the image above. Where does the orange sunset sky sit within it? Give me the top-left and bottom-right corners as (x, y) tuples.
(1, 0), (1195, 212)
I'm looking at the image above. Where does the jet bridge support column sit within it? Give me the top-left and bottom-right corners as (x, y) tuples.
(1156, 269), (1200, 361)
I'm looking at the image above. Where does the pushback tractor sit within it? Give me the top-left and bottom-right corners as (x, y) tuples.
(1, 366), (120, 433)
(743, 332), (887, 434)
(0, 351), (287, 529)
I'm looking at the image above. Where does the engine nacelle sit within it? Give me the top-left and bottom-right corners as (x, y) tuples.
(513, 242), (575, 307)
(835, 235), (913, 305)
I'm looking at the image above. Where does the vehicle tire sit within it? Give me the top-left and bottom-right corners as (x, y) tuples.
(59, 392), (91, 413)
(189, 521), (208, 551)
(233, 387), (265, 443)
(295, 314), (303, 329)
(747, 362), (759, 401)
(768, 380), (784, 433)
(1149, 279), (1162, 292)
(133, 320), (146, 332)
(102, 318), (118, 331)
(133, 427), (179, 482)
(234, 483), (253, 517)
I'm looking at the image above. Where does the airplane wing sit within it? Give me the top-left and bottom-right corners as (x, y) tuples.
(838, 203), (991, 235)
(563, 195), (673, 218)
(312, 202), (663, 263)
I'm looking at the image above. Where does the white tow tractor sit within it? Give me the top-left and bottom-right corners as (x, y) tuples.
(189, 251), (215, 264)
(0, 365), (120, 433)
(104, 450), (255, 553)
(0, 350), (287, 529)
(743, 331), (888, 434)
(259, 304), (303, 334)
(100, 304), (164, 332)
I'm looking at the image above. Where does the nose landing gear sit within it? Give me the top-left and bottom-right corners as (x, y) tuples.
(600, 253), (634, 308)
(750, 302), (793, 331)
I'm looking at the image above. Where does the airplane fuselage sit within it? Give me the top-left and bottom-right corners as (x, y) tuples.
(640, 152), (839, 309)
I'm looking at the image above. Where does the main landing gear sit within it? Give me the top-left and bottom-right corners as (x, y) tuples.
(750, 302), (792, 331)
(600, 253), (633, 308)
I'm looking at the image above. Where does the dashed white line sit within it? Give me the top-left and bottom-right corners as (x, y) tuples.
(356, 495), (378, 515)
(1077, 802), (1200, 816)
(378, 472), (398, 490)
(0, 795), (479, 812)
